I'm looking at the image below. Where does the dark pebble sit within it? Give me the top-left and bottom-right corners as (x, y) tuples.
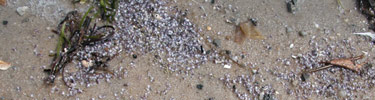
(132, 54), (137, 59)
(232, 85), (236, 90)
(196, 84), (203, 90)
(208, 97), (214, 100)
(2, 20), (8, 25)
(301, 73), (309, 81)
(250, 18), (258, 26)
(211, 0), (215, 4)
(224, 50), (231, 55)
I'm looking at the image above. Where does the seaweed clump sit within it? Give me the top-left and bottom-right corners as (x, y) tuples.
(43, 1), (122, 95)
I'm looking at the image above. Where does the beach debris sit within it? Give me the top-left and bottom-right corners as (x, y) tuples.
(353, 32), (375, 40)
(234, 21), (264, 44)
(304, 54), (367, 73)
(223, 65), (231, 69)
(16, 6), (29, 16)
(0, 60), (11, 70)
(0, 0), (5, 6)
(45, 11), (117, 86)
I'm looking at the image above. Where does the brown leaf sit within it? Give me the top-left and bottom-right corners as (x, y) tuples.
(0, 0), (6, 6)
(0, 60), (11, 70)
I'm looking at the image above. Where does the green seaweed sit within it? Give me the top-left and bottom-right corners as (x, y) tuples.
(80, 6), (94, 29)
(56, 22), (67, 58)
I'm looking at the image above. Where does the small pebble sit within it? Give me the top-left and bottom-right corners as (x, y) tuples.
(196, 84), (203, 90)
(132, 54), (137, 59)
(298, 31), (307, 37)
(207, 26), (212, 31)
(16, 6), (29, 16)
(2, 20), (8, 25)
(286, 27), (292, 34)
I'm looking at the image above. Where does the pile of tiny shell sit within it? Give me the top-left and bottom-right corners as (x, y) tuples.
(115, 0), (208, 75)
(58, 0), (210, 96)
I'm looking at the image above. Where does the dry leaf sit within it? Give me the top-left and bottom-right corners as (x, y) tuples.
(239, 22), (264, 40)
(0, 0), (6, 6)
(0, 60), (11, 70)
(234, 22), (265, 44)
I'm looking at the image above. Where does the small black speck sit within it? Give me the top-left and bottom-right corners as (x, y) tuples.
(210, 0), (215, 4)
(132, 54), (137, 59)
(2, 20), (8, 25)
(232, 85), (236, 90)
(224, 50), (231, 55)
(250, 18), (257, 26)
(196, 84), (203, 90)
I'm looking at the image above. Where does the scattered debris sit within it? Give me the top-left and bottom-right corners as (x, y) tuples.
(0, 0), (5, 6)
(16, 6), (29, 16)
(304, 54), (367, 73)
(0, 60), (11, 70)
(234, 21), (265, 44)
(353, 32), (375, 40)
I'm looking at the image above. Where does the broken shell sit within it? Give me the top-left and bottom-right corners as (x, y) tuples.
(81, 60), (93, 68)
(0, 60), (11, 70)
(224, 65), (231, 69)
